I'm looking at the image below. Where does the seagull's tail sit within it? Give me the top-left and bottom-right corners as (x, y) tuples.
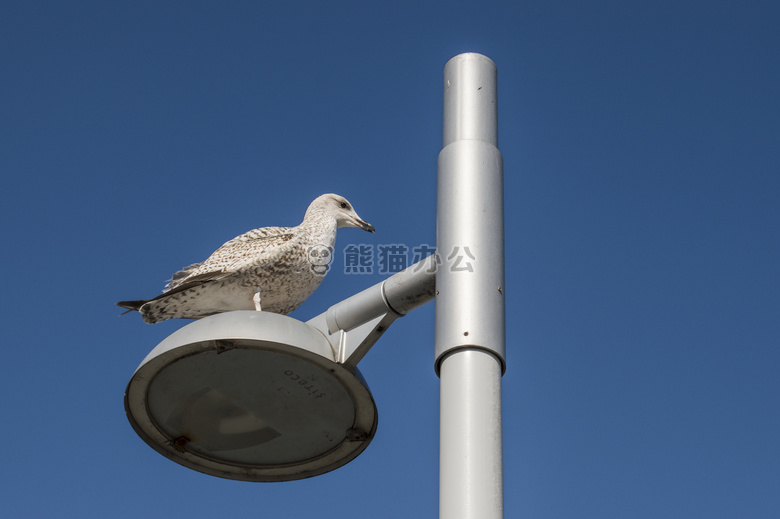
(116, 300), (148, 314)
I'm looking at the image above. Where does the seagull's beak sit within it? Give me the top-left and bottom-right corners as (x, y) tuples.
(356, 218), (375, 233)
(339, 210), (375, 233)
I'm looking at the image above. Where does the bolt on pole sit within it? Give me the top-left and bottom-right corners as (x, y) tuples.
(436, 53), (505, 519)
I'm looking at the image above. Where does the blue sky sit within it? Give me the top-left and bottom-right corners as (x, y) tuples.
(2, 1), (779, 517)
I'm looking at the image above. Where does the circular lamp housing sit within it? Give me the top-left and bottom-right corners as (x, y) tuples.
(125, 311), (378, 482)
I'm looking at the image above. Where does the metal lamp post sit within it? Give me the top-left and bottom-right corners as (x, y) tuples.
(437, 53), (505, 519)
(125, 52), (504, 518)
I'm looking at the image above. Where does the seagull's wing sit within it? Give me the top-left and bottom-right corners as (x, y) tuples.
(164, 226), (296, 293)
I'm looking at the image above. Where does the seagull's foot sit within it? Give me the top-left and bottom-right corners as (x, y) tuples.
(253, 288), (262, 311)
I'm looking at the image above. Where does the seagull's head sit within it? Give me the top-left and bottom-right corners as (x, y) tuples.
(308, 193), (375, 233)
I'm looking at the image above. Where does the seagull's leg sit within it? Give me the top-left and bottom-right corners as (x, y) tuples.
(253, 287), (262, 311)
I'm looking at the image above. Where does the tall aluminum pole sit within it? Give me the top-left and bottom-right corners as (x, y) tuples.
(436, 53), (505, 519)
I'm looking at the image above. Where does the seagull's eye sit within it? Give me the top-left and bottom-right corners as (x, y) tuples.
(340, 202), (347, 209)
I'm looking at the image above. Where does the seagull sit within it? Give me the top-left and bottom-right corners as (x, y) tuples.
(117, 193), (375, 323)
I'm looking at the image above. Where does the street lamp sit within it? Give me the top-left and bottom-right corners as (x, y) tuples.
(125, 53), (505, 518)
